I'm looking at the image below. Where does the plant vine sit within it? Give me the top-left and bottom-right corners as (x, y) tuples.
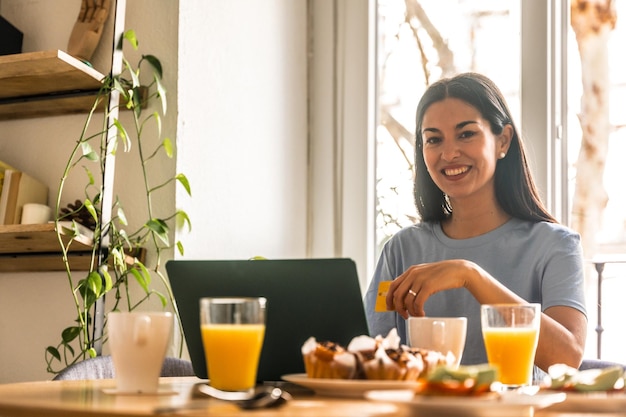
(45, 30), (191, 374)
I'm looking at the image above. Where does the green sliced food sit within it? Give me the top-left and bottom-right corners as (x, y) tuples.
(428, 364), (497, 388)
(570, 366), (624, 392)
(546, 363), (625, 392)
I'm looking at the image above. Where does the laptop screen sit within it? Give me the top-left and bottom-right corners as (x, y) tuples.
(166, 258), (370, 382)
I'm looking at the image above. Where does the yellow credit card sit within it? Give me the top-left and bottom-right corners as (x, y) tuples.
(375, 281), (392, 312)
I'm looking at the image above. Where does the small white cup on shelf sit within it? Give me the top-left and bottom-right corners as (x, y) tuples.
(20, 203), (51, 224)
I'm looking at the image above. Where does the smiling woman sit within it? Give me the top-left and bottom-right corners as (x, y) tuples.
(365, 72), (587, 384)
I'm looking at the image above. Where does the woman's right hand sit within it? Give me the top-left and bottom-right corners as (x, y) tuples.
(385, 259), (478, 319)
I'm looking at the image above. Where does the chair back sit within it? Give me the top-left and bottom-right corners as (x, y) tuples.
(53, 356), (195, 380)
(579, 358), (626, 371)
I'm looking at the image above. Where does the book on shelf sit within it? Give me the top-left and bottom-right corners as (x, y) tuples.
(0, 159), (16, 198)
(0, 169), (49, 225)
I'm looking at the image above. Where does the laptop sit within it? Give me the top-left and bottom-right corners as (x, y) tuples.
(166, 258), (370, 382)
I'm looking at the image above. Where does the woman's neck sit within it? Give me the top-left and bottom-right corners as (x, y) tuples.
(441, 196), (511, 239)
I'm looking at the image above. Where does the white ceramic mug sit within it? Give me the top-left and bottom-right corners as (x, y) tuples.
(20, 203), (51, 224)
(107, 311), (173, 393)
(407, 316), (467, 366)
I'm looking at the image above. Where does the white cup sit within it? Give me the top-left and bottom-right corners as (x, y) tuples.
(407, 317), (467, 366)
(20, 203), (51, 224)
(107, 311), (173, 394)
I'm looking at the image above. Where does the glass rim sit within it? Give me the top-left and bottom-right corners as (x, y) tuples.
(481, 303), (540, 309)
(107, 311), (173, 316)
(200, 297), (267, 305)
(407, 316), (467, 321)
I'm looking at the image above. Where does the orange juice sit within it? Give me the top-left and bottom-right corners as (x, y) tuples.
(482, 327), (539, 385)
(201, 323), (266, 391)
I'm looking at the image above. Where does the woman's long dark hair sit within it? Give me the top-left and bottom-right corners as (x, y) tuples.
(414, 72), (556, 223)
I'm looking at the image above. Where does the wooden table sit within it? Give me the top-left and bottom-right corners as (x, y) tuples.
(0, 376), (620, 417)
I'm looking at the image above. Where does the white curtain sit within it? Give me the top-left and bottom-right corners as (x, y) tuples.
(306, 0), (374, 292)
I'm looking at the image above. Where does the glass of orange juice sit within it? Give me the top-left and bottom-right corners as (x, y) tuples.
(481, 303), (541, 389)
(200, 297), (266, 392)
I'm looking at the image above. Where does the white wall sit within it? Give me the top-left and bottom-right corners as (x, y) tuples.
(0, 0), (310, 383)
(176, 0), (308, 260)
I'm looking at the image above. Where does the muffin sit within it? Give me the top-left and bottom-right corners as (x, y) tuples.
(301, 337), (357, 379)
(408, 347), (457, 377)
(346, 333), (379, 379)
(348, 329), (425, 381)
(363, 345), (425, 380)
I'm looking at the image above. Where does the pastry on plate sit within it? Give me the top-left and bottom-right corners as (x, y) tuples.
(348, 329), (424, 381)
(301, 337), (358, 379)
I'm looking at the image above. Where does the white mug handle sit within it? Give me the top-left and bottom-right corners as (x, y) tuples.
(133, 316), (151, 346)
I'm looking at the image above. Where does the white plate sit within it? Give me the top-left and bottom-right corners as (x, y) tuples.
(547, 390), (626, 413)
(364, 389), (566, 417)
(281, 373), (423, 398)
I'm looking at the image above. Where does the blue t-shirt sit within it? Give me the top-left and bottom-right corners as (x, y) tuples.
(365, 218), (587, 366)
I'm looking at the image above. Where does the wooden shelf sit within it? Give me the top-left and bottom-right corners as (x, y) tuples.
(0, 223), (145, 272)
(0, 50), (105, 120)
(0, 223), (92, 272)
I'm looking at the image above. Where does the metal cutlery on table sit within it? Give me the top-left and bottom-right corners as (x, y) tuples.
(153, 383), (292, 414)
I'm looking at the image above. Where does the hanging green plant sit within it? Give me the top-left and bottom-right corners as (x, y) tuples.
(45, 30), (191, 374)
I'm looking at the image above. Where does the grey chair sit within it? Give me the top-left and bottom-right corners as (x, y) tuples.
(578, 358), (626, 371)
(53, 355), (195, 381)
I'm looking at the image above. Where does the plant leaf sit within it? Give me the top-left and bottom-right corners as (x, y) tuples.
(124, 30), (138, 49)
(129, 66), (141, 89)
(118, 229), (132, 249)
(142, 54), (163, 79)
(81, 142), (98, 161)
(60, 221), (80, 238)
(153, 290), (168, 307)
(176, 173), (191, 196)
(76, 278), (97, 309)
(100, 265), (113, 293)
(61, 326), (81, 344)
(176, 240), (185, 256)
(155, 74), (167, 114)
(176, 210), (192, 232)
(46, 346), (61, 361)
(109, 247), (126, 271)
(113, 119), (131, 153)
(84, 200), (98, 224)
(117, 206), (128, 226)
(132, 87), (143, 117)
(146, 219), (170, 246)
(129, 263), (151, 293)
(86, 271), (103, 297)
(152, 111), (162, 137)
(113, 77), (131, 103)
(163, 137), (174, 158)
(82, 166), (96, 185)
